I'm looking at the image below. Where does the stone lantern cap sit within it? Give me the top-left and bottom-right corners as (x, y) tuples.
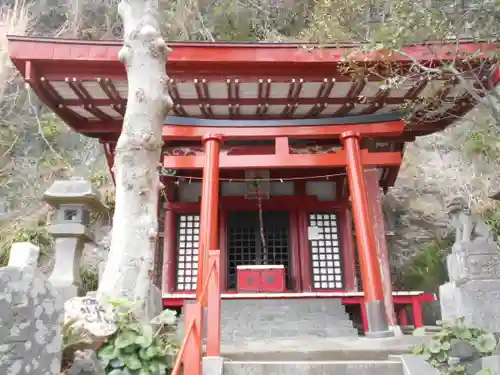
(43, 178), (107, 212)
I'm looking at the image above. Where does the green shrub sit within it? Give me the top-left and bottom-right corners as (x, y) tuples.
(0, 223), (53, 267)
(80, 268), (99, 293)
(400, 238), (451, 293)
(413, 318), (498, 375)
(483, 210), (500, 246)
(97, 300), (179, 375)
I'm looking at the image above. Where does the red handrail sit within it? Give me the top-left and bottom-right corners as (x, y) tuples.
(170, 320), (195, 375)
(171, 250), (221, 375)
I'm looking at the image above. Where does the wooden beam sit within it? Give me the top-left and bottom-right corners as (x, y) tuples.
(59, 96), (414, 107)
(78, 119), (405, 139)
(161, 121), (405, 141)
(163, 150), (402, 170)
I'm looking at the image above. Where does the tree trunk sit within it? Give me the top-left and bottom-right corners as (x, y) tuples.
(96, 0), (172, 310)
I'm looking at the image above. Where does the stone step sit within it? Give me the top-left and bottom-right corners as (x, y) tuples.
(220, 335), (430, 362)
(222, 360), (403, 375)
(178, 298), (359, 344)
(220, 298), (358, 342)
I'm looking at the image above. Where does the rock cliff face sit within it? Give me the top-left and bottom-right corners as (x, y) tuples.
(385, 111), (500, 277)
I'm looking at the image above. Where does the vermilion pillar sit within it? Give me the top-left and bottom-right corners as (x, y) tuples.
(365, 169), (399, 332)
(196, 134), (223, 304)
(340, 131), (392, 338)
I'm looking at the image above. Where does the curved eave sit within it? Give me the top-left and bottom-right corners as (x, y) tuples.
(8, 35), (500, 65)
(7, 37), (500, 189)
(9, 37), (499, 133)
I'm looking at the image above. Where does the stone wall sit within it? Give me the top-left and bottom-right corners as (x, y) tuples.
(0, 243), (64, 375)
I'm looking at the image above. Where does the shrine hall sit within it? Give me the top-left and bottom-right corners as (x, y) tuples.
(8, 36), (500, 339)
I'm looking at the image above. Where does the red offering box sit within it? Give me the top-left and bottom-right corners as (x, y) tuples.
(261, 268), (285, 292)
(237, 265), (285, 292)
(237, 268), (260, 292)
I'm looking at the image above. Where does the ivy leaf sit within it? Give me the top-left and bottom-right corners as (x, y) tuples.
(123, 344), (140, 354)
(108, 370), (124, 375)
(127, 323), (143, 333)
(98, 343), (117, 368)
(98, 343), (116, 359)
(123, 353), (142, 370)
(451, 364), (466, 373)
(148, 344), (159, 358)
(138, 368), (152, 375)
(428, 339), (443, 354)
(109, 358), (125, 369)
(435, 330), (450, 339)
(139, 345), (158, 360)
(149, 359), (168, 374)
(116, 330), (139, 349)
(435, 350), (448, 363)
(453, 325), (473, 340)
(441, 341), (451, 351)
(412, 343), (425, 355)
(135, 325), (154, 348)
(473, 333), (497, 353)
(154, 342), (168, 357)
(150, 309), (177, 326)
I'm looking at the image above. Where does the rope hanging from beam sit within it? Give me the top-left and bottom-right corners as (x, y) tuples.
(159, 168), (378, 183)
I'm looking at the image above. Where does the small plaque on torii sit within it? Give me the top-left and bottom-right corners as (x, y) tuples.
(245, 169), (270, 199)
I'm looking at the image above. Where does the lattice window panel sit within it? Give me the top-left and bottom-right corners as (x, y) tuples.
(227, 212), (258, 290)
(308, 213), (344, 289)
(176, 214), (200, 291)
(227, 211), (292, 290)
(263, 213), (292, 289)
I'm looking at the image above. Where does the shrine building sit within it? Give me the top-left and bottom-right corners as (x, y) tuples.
(8, 36), (500, 339)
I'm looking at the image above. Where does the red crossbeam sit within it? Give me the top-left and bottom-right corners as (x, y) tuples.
(162, 121), (404, 141)
(163, 149), (401, 169)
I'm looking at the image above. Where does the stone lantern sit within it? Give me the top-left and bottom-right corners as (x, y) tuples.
(43, 178), (106, 301)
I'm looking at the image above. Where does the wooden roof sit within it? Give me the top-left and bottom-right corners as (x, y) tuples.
(7, 36), (500, 142)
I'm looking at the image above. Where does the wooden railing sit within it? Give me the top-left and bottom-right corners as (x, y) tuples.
(171, 250), (221, 375)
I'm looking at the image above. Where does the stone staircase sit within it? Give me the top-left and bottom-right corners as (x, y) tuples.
(222, 360), (404, 375)
(220, 298), (358, 342)
(177, 299), (433, 375)
(178, 298), (358, 342)
(203, 351), (435, 375)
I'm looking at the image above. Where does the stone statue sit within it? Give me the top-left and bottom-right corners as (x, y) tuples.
(440, 196), (500, 334)
(447, 196), (495, 247)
